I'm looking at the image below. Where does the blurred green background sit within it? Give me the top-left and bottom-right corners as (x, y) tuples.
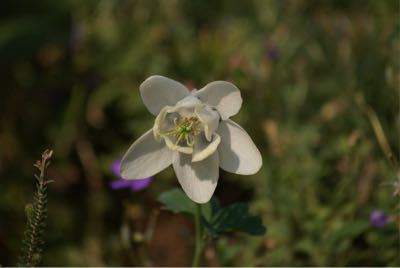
(0, 0), (399, 266)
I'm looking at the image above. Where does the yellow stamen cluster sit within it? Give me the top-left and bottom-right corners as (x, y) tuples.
(164, 116), (201, 146)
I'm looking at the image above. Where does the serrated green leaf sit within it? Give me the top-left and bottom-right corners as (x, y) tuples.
(157, 188), (212, 219)
(158, 189), (265, 236)
(158, 188), (195, 214)
(210, 202), (266, 236)
(202, 218), (218, 237)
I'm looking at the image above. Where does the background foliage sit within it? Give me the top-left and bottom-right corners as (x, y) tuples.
(0, 0), (398, 266)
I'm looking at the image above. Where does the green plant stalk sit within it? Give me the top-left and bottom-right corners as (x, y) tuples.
(192, 203), (205, 267)
(355, 93), (398, 166)
(17, 150), (53, 267)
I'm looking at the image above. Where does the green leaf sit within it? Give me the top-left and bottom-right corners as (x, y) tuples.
(202, 198), (221, 236)
(158, 188), (195, 214)
(328, 220), (370, 244)
(210, 202), (266, 236)
(201, 197), (214, 222)
(158, 189), (266, 236)
(25, 203), (34, 223)
(158, 188), (212, 217)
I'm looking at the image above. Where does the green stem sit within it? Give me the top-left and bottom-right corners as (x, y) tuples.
(192, 203), (205, 267)
(355, 93), (398, 166)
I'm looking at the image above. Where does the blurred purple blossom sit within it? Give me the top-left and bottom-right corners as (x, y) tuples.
(110, 159), (152, 191)
(266, 46), (281, 61)
(111, 159), (123, 177)
(369, 210), (388, 228)
(110, 178), (152, 191)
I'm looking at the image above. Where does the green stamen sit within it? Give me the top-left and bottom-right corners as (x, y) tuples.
(163, 116), (200, 147)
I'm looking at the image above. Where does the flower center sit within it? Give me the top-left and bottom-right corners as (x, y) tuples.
(164, 116), (201, 147)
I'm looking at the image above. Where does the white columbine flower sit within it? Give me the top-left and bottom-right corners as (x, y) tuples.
(120, 75), (262, 203)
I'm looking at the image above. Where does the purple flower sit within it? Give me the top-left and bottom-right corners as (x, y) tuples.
(110, 177), (152, 191)
(370, 210), (389, 228)
(110, 159), (152, 192)
(266, 46), (281, 61)
(111, 160), (123, 178)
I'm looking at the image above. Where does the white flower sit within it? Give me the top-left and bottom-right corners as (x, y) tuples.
(120, 75), (262, 203)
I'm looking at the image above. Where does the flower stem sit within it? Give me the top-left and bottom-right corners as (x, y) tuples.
(192, 203), (205, 267)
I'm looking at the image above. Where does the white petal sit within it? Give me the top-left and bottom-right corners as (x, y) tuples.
(192, 133), (221, 162)
(217, 120), (262, 175)
(164, 135), (193, 154)
(173, 152), (219, 203)
(121, 129), (173, 179)
(140, 75), (189, 115)
(153, 106), (175, 141)
(195, 81), (242, 120)
(175, 95), (202, 108)
(195, 105), (220, 141)
(173, 95), (202, 117)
